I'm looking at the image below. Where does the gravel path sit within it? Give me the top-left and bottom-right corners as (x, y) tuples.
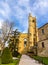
(19, 55), (43, 65)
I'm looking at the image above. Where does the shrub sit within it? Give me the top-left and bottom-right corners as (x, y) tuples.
(1, 47), (13, 64)
(12, 51), (20, 57)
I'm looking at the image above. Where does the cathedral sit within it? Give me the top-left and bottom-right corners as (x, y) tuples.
(0, 14), (48, 57)
(9, 13), (38, 54)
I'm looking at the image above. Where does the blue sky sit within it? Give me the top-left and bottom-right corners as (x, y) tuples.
(0, 0), (48, 33)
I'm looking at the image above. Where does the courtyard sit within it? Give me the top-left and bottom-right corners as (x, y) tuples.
(0, 54), (48, 65)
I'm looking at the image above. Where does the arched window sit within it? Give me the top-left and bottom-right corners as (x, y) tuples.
(42, 29), (44, 34)
(32, 20), (34, 22)
(42, 42), (45, 48)
(24, 38), (27, 47)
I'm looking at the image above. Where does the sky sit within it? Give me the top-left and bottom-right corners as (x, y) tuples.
(0, 0), (48, 33)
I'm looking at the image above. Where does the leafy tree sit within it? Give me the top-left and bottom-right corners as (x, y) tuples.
(9, 29), (20, 57)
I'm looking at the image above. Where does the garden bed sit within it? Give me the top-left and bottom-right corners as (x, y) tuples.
(30, 55), (48, 65)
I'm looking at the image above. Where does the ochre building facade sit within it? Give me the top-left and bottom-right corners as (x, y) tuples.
(9, 14), (48, 57)
(1, 14), (48, 57)
(9, 14), (38, 54)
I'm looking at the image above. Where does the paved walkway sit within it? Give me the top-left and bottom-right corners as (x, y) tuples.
(19, 55), (43, 65)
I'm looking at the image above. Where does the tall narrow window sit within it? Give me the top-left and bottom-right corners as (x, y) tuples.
(42, 42), (45, 48)
(24, 41), (27, 47)
(24, 39), (27, 47)
(42, 29), (44, 34)
(33, 38), (35, 45)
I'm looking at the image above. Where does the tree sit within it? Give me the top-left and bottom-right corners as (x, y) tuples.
(1, 47), (13, 64)
(9, 29), (20, 57)
(2, 20), (14, 45)
(0, 38), (4, 55)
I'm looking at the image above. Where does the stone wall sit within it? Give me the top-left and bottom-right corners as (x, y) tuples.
(38, 23), (48, 57)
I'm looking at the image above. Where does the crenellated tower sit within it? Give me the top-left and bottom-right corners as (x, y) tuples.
(28, 13), (37, 49)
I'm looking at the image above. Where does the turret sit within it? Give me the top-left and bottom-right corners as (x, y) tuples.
(28, 13), (37, 48)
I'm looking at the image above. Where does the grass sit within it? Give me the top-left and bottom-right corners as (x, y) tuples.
(31, 55), (48, 65)
(0, 56), (20, 65)
(1, 59), (19, 65)
(0, 52), (22, 65)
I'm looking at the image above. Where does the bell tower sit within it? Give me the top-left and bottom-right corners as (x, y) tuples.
(28, 13), (37, 48)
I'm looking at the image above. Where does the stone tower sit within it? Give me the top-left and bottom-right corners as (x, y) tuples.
(28, 13), (37, 49)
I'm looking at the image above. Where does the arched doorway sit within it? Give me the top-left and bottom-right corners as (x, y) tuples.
(24, 38), (27, 47)
(23, 38), (27, 54)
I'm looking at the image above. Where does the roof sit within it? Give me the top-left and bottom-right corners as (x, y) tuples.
(38, 23), (48, 29)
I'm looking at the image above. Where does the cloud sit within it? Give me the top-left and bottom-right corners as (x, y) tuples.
(32, 0), (48, 15)
(13, 0), (48, 32)
(0, 1), (11, 20)
(0, 0), (48, 32)
(30, 0), (48, 27)
(0, 19), (3, 29)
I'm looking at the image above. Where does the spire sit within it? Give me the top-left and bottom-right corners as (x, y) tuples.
(29, 13), (32, 17)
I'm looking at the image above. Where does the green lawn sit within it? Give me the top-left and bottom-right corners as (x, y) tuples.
(31, 55), (48, 65)
(1, 63), (15, 65)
